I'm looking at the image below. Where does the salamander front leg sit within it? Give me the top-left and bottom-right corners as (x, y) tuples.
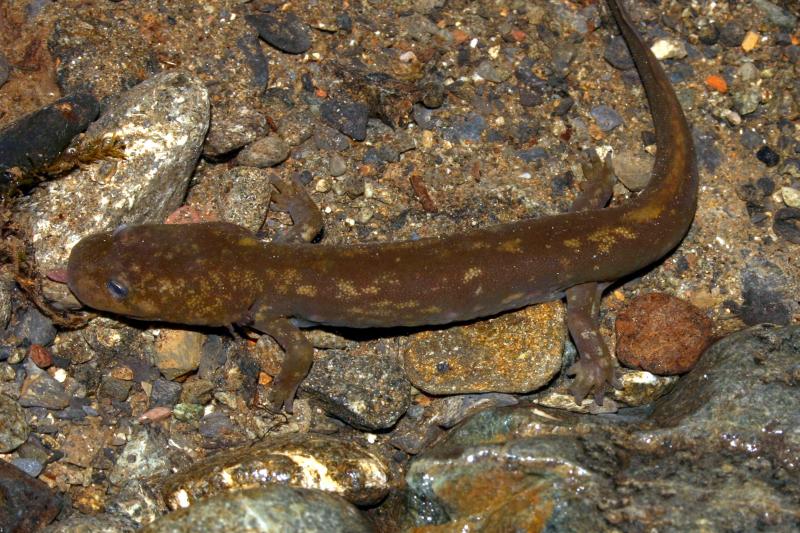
(252, 315), (314, 413)
(270, 172), (324, 243)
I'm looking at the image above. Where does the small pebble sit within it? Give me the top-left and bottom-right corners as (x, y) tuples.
(781, 187), (800, 208)
(245, 12), (312, 54)
(328, 154), (347, 176)
(604, 36), (634, 70)
(0, 53), (9, 87)
(704, 74), (727, 93)
(756, 145), (780, 167)
(0, 394), (29, 452)
(235, 136), (290, 168)
(590, 105), (623, 132)
(650, 38), (687, 60)
(28, 345), (53, 368)
(718, 21), (745, 48)
(773, 208), (800, 244)
(12, 458), (44, 478)
(616, 293), (713, 375)
(320, 99), (369, 141)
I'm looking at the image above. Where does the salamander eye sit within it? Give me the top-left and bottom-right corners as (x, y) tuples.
(106, 279), (129, 300)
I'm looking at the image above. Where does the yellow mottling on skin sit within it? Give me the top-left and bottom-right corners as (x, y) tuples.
(501, 292), (525, 304)
(362, 286), (381, 295)
(623, 203), (664, 223)
(564, 238), (581, 249)
(463, 267), (482, 282)
(238, 237), (259, 247)
(498, 238), (523, 253)
(337, 280), (359, 298)
(470, 240), (491, 250)
(420, 305), (442, 314)
(474, 285), (483, 296)
(296, 285), (318, 297)
(396, 301), (420, 309)
(587, 226), (638, 254)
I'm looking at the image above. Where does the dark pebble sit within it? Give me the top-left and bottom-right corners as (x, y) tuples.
(180, 378), (214, 405)
(756, 145), (780, 167)
(236, 34), (269, 90)
(590, 105), (623, 131)
(551, 171), (574, 197)
(740, 259), (792, 325)
(100, 376), (133, 402)
(0, 460), (62, 531)
(697, 23), (719, 45)
(773, 208), (800, 245)
(516, 147), (548, 163)
(199, 335), (228, 379)
(19, 363), (71, 410)
(9, 308), (57, 347)
(443, 113), (486, 143)
(320, 99), (369, 141)
(604, 36), (634, 70)
(0, 54), (9, 87)
(755, 176), (775, 196)
(641, 130), (656, 146)
(0, 92), (99, 191)
(246, 12), (312, 54)
(151, 378), (182, 407)
(363, 145), (400, 165)
(412, 104), (437, 129)
(718, 21), (745, 47)
(335, 12), (353, 32)
(518, 87), (543, 108)
(693, 129), (724, 173)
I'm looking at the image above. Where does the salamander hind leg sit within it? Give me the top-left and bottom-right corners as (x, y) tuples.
(571, 150), (615, 213)
(250, 313), (314, 413)
(565, 283), (621, 405)
(270, 172), (324, 243)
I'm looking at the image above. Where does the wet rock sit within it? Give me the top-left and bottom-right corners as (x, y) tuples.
(21, 71), (209, 305)
(403, 302), (564, 395)
(404, 325), (800, 531)
(18, 362), (70, 409)
(615, 293), (714, 375)
(246, 12), (313, 55)
(100, 376), (132, 402)
(43, 513), (137, 533)
(235, 135), (291, 168)
(301, 349), (410, 430)
(0, 460), (62, 532)
(179, 378), (214, 405)
(107, 478), (164, 527)
(0, 393), (29, 452)
(718, 21), (745, 48)
(0, 53), (8, 88)
(62, 425), (106, 467)
(0, 92), (99, 196)
(144, 485), (372, 533)
(320, 99), (369, 141)
(611, 150), (653, 191)
(650, 38), (688, 60)
(11, 457), (43, 478)
(108, 428), (171, 486)
(740, 259), (793, 325)
(162, 434), (389, 508)
(0, 273), (11, 329)
(590, 105), (623, 131)
(753, 0), (797, 30)
(7, 307), (57, 347)
(153, 329), (205, 380)
(277, 109), (316, 147)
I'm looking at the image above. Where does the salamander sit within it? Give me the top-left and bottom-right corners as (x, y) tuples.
(64, 0), (698, 412)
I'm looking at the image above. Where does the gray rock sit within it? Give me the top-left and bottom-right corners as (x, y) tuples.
(590, 104), (623, 131)
(43, 514), (136, 533)
(0, 393), (29, 452)
(204, 104), (268, 156)
(143, 486), (373, 533)
(18, 362), (70, 410)
(20, 70), (208, 305)
(108, 428), (171, 486)
(301, 349), (410, 430)
(8, 307), (56, 347)
(0, 53), (9, 88)
(753, 0), (797, 30)
(216, 167), (273, 232)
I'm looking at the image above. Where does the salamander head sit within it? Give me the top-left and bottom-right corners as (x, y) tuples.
(66, 222), (258, 326)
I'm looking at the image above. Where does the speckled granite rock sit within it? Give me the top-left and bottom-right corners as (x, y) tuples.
(19, 70), (209, 305)
(161, 433), (389, 508)
(403, 302), (565, 395)
(403, 325), (800, 531)
(143, 485), (373, 533)
(0, 393), (29, 452)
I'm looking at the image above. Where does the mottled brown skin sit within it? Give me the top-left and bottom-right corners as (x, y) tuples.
(66, 0), (698, 412)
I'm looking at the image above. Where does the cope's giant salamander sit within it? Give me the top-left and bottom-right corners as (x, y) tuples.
(65, 0), (698, 412)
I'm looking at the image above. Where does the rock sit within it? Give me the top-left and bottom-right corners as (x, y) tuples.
(615, 293), (714, 375)
(650, 38), (688, 60)
(153, 329), (205, 380)
(215, 167), (274, 232)
(246, 12), (312, 55)
(161, 434), (389, 508)
(301, 349), (410, 430)
(403, 325), (800, 531)
(740, 259), (793, 325)
(179, 379), (214, 405)
(612, 150), (654, 191)
(144, 486), (372, 533)
(0, 53), (8, 88)
(0, 273), (11, 329)
(0, 460), (62, 531)
(604, 36), (634, 70)
(320, 99), (369, 141)
(0, 393), (29, 452)
(773, 207), (800, 245)
(203, 104), (268, 156)
(18, 362), (70, 410)
(403, 302), (564, 395)
(7, 307), (57, 347)
(590, 105), (623, 132)
(108, 428), (171, 486)
(235, 136), (291, 168)
(21, 71), (209, 305)
(43, 513), (136, 533)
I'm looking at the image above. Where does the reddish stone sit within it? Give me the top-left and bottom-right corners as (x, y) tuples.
(29, 344), (52, 368)
(615, 293), (714, 375)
